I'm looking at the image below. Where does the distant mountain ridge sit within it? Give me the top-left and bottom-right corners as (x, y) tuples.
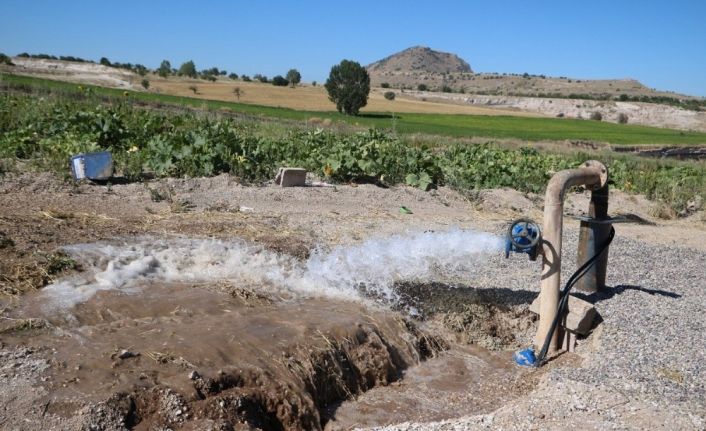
(365, 46), (701, 102)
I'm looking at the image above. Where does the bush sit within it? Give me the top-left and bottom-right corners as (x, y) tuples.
(312, 81), (317, 86)
(441, 85), (453, 93)
(271, 75), (289, 86)
(188, 85), (198, 94)
(417, 84), (428, 91)
(324, 60), (370, 116)
(99, 57), (111, 66)
(590, 111), (603, 121)
(228, 73), (239, 80)
(383, 91), (395, 100)
(617, 113), (629, 124)
(380, 82), (390, 88)
(0, 53), (14, 66)
(241, 75), (251, 82)
(141, 79), (150, 90)
(254, 74), (268, 83)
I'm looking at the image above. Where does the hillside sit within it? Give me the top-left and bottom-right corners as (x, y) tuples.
(367, 46), (472, 74)
(366, 46), (700, 101)
(3, 55), (706, 132)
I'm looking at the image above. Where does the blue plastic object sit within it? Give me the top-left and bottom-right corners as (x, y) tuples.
(71, 151), (113, 180)
(514, 348), (537, 367)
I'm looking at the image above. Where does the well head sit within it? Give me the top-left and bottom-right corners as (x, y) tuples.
(582, 160), (608, 190)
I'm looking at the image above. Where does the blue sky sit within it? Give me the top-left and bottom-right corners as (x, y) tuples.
(1, 0), (705, 96)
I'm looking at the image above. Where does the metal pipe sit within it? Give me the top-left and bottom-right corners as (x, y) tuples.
(535, 161), (608, 353)
(576, 179), (610, 293)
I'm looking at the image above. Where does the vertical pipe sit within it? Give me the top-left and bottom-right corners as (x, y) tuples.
(576, 181), (610, 293)
(535, 161), (607, 354)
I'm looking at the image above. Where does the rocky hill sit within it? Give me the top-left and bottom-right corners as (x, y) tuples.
(367, 46), (472, 75)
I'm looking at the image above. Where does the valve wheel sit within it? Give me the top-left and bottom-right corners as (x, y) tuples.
(508, 218), (541, 249)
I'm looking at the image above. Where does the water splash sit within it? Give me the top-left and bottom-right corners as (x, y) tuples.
(41, 229), (502, 309)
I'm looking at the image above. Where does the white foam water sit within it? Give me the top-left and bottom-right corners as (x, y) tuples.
(40, 229), (502, 309)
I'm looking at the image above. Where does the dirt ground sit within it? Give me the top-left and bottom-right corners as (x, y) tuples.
(0, 171), (704, 430)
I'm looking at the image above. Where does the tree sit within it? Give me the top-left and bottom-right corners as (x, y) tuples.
(99, 57), (111, 67)
(286, 69), (301, 87)
(233, 87), (243, 101)
(324, 60), (370, 116)
(417, 84), (428, 91)
(384, 91), (395, 100)
(158, 60), (171, 78)
(228, 73), (238, 80)
(178, 60), (197, 78)
(271, 75), (289, 86)
(141, 79), (150, 90)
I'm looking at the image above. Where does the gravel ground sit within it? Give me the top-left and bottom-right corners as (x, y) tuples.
(365, 228), (706, 430)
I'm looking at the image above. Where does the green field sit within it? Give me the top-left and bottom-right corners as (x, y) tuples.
(3, 73), (706, 146)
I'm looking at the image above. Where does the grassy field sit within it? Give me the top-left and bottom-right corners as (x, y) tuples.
(3, 72), (706, 146)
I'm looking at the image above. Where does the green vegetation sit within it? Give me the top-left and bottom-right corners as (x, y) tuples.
(178, 60), (197, 78)
(325, 60), (371, 115)
(272, 75), (289, 86)
(2, 73), (706, 146)
(0, 53), (14, 66)
(158, 60), (171, 78)
(286, 69), (301, 87)
(384, 91), (396, 101)
(0, 88), (702, 212)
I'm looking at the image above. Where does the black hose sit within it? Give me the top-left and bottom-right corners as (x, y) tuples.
(535, 226), (615, 366)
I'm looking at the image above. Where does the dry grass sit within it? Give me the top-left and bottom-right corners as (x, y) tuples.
(149, 77), (541, 117)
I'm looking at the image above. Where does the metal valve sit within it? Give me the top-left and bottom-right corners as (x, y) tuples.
(505, 218), (542, 261)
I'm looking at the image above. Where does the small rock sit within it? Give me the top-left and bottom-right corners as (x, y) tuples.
(118, 349), (138, 359)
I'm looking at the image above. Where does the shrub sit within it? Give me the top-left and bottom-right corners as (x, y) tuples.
(617, 113), (629, 124)
(188, 85), (198, 94)
(383, 91), (395, 100)
(417, 84), (428, 91)
(0, 53), (14, 66)
(441, 85), (453, 93)
(312, 81), (317, 86)
(99, 57), (111, 66)
(271, 75), (289, 86)
(141, 79), (150, 89)
(380, 82), (390, 88)
(233, 87), (243, 100)
(590, 111), (603, 121)
(241, 75), (251, 82)
(228, 73), (239, 80)
(254, 74), (268, 83)
(324, 60), (370, 116)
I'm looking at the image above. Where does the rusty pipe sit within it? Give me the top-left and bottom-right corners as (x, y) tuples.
(535, 160), (608, 353)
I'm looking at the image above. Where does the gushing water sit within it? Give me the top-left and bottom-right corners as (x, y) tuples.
(41, 229), (502, 309)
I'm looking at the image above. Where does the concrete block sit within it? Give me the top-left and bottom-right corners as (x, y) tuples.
(275, 168), (307, 187)
(530, 293), (596, 335)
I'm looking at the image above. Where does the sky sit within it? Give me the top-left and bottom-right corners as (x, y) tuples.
(1, 0), (705, 96)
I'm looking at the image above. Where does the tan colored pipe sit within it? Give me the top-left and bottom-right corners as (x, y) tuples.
(535, 160), (608, 353)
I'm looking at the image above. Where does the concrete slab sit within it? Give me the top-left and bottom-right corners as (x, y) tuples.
(530, 294), (596, 335)
(275, 167), (307, 187)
